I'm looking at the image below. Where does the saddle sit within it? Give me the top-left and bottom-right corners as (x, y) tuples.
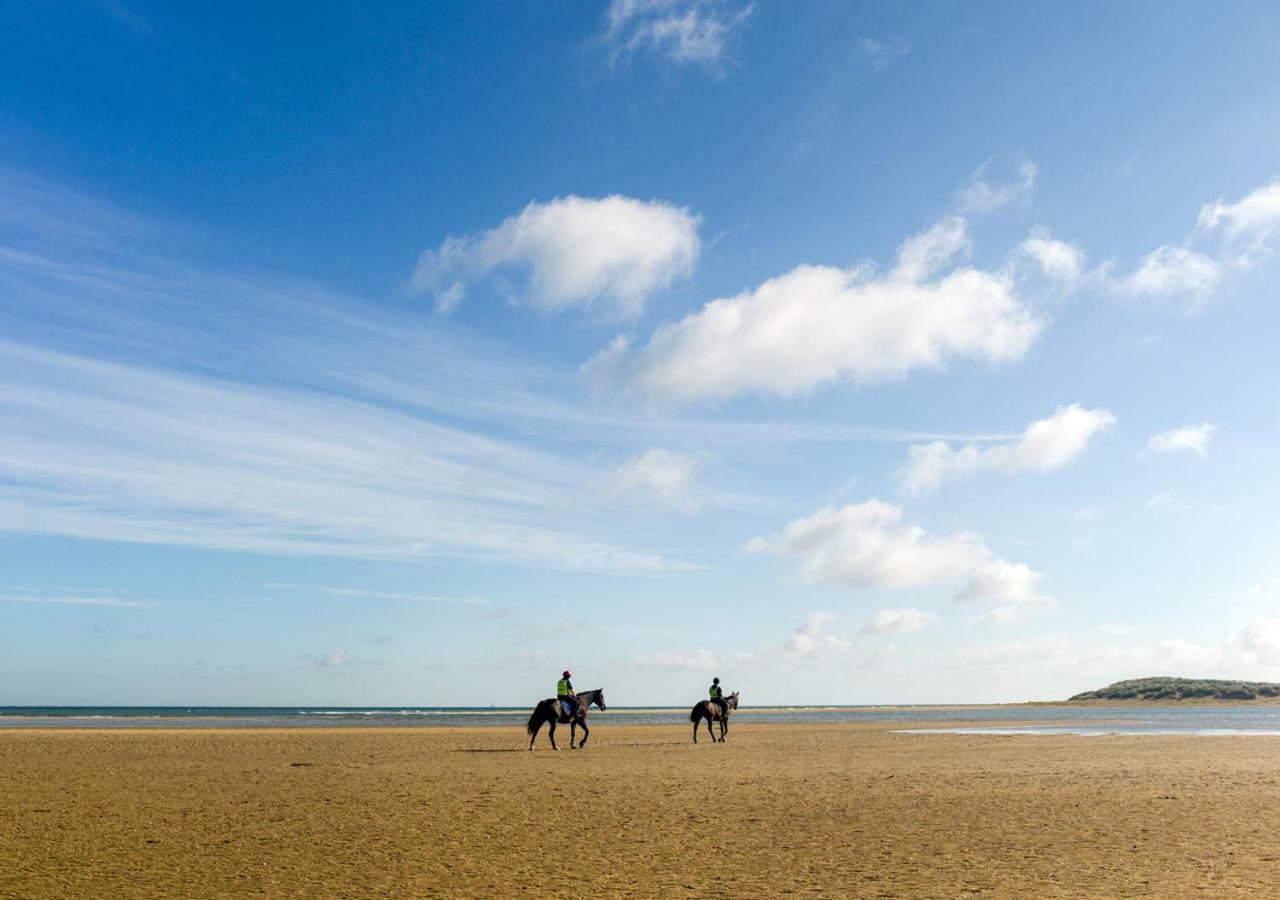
(557, 700), (577, 724)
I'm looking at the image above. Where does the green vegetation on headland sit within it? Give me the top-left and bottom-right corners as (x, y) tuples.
(1069, 677), (1280, 702)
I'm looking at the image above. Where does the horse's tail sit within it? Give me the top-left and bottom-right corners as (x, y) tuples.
(527, 701), (546, 735)
(689, 702), (702, 723)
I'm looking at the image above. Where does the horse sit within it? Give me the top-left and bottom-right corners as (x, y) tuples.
(526, 688), (606, 750)
(690, 691), (739, 744)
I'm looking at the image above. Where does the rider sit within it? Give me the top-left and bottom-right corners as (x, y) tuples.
(709, 676), (728, 716)
(557, 669), (577, 720)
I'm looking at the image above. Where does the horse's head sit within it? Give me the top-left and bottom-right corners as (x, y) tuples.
(592, 688), (607, 711)
(727, 691), (739, 709)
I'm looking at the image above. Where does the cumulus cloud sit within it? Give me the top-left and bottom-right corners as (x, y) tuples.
(746, 500), (1050, 623)
(958, 156), (1037, 214)
(599, 217), (1042, 403)
(603, 0), (755, 75)
(1146, 423), (1215, 458)
(1017, 228), (1085, 287)
(1197, 178), (1280, 264)
(607, 447), (701, 507)
(858, 608), (939, 636)
(783, 612), (851, 658)
(1104, 177), (1280, 309)
(956, 560), (1053, 625)
(411, 195), (701, 318)
(1116, 244), (1221, 303)
(901, 404), (1115, 495)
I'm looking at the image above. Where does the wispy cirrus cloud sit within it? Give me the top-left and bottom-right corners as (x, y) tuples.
(631, 647), (718, 670)
(0, 339), (684, 573)
(607, 447), (702, 509)
(958, 155), (1037, 214)
(3, 593), (161, 609)
(602, 0), (755, 76)
(0, 174), (701, 575)
(859, 608), (939, 636)
(855, 37), (909, 70)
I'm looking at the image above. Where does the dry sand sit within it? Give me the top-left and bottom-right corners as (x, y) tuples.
(3, 721), (1279, 898)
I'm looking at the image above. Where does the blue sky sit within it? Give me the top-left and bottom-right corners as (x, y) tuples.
(3, 1), (1280, 706)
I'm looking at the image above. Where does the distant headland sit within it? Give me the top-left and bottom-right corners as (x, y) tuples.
(1069, 677), (1280, 702)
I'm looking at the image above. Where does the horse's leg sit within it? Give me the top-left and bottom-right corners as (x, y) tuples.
(693, 712), (699, 744)
(529, 715), (541, 751)
(719, 718), (727, 742)
(548, 718), (558, 751)
(578, 718), (589, 749)
(705, 716), (716, 744)
(570, 719), (577, 750)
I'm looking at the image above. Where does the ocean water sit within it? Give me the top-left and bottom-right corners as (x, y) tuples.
(5, 704), (1280, 734)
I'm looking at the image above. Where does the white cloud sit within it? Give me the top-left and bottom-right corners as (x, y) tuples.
(267, 583), (484, 606)
(957, 560), (1053, 625)
(1147, 489), (1187, 512)
(1146, 422), (1215, 458)
(855, 37), (910, 70)
(1017, 228), (1085, 287)
(632, 648), (717, 670)
(1197, 178), (1280, 263)
(746, 500), (985, 589)
(608, 447), (700, 507)
(858, 608), (939, 636)
(603, 0), (755, 75)
(411, 195), (701, 318)
(604, 217), (1043, 403)
(0, 340), (682, 574)
(491, 649), (549, 670)
(783, 612), (851, 658)
(433, 281), (465, 315)
(1104, 176), (1280, 309)
(3, 594), (159, 608)
(901, 404), (1115, 495)
(1116, 244), (1221, 304)
(746, 501), (1049, 623)
(1228, 617), (1280, 663)
(938, 616), (1280, 686)
(318, 649), (347, 667)
(958, 156), (1037, 214)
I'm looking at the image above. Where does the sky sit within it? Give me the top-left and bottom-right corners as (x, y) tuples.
(2, 1), (1280, 706)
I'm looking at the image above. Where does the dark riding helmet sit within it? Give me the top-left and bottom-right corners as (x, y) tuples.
(712, 677), (720, 684)
(563, 669), (572, 678)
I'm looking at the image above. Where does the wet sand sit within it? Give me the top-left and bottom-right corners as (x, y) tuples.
(3, 722), (1279, 897)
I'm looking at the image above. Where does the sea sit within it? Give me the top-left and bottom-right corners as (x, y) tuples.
(5, 705), (1280, 735)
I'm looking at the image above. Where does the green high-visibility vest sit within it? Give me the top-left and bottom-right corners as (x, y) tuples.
(557, 677), (571, 696)
(710, 685), (722, 700)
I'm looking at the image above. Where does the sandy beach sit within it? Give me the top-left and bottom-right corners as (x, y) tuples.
(3, 721), (1279, 898)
